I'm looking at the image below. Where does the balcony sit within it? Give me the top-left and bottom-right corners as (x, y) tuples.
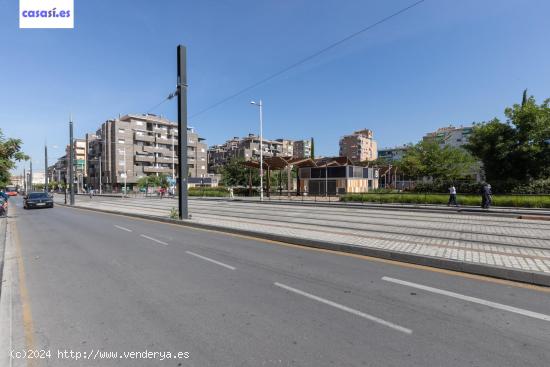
(134, 155), (155, 163)
(156, 137), (178, 145)
(143, 166), (172, 174)
(142, 146), (171, 155)
(135, 134), (155, 143)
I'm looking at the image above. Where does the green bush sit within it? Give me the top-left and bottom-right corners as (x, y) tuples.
(188, 187), (228, 197)
(341, 193), (550, 208)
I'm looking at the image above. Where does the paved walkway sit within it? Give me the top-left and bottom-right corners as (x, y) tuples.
(54, 195), (550, 282)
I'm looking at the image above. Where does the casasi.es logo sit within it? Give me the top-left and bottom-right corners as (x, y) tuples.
(20, 0), (74, 29)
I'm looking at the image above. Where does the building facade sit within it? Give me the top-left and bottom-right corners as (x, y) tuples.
(339, 129), (378, 163)
(377, 145), (411, 162)
(292, 139), (312, 159)
(297, 158), (379, 195)
(87, 114), (207, 191)
(422, 125), (474, 148)
(207, 134), (298, 173)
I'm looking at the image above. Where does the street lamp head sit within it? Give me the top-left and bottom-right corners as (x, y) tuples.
(250, 101), (256, 105)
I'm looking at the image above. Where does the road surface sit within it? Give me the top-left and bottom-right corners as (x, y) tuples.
(1, 198), (549, 366)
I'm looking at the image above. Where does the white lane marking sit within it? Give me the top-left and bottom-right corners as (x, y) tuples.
(382, 277), (550, 322)
(140, 234), (168, 246)
(274, 282), (412, 334)
(114, 225), (132, 232)
(185, 251), (236, 270)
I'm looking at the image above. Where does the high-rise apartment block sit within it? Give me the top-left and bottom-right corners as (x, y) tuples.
(207, 135), (311, 173)
(292, 139), (312, 159)
(339, 129), (378, 162)
(422, 125), (473, 148)
(86, 114), (207, 191)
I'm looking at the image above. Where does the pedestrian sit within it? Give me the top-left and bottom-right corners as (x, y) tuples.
(229, 186), (234, 199)
(448, 185), (457, 206)
(481, 183), (492, 209)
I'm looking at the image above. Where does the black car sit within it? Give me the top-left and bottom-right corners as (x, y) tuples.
(24, 192), (54, 209)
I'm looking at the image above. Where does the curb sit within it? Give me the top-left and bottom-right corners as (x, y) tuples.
(0, 218), (7, 299)
(201, 197), (550, 219)
(56, 202), (550, 287)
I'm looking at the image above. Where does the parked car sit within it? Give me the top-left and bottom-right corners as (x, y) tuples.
(24, 192), (54, 209)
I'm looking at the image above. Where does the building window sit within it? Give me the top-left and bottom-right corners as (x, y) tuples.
(119, 129), (125, 133)
(118, 139), (125, 144)
(136, 121), (144, 126)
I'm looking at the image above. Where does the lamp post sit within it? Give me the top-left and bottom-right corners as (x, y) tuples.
(250, 100), (263, 202)
(122, 147), (127, 196)
(69, 115), (75, 205)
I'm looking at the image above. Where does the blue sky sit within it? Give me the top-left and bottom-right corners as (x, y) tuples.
(2, 0), (550, 175)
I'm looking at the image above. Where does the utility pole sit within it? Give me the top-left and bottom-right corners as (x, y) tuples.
(23, 167), (26, 193)
(69, 115), (75, 205)
(250, 100), (263, 201)
(177, 45), (189, 219)
(29, 159), (33, 192)
(44, 144), (48, 192)
(99, 156), (102, 195)
(123, 147), (127, 196)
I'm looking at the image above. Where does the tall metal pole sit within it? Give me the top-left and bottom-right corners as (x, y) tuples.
(23, 167), (26, 193)
(259, 100), (264, 202)
(69, 116), (75, 205)
(29, 159), (33, 192)
(123, 147), (127, 196)
(177, 45), (189, 219)
(44, 144), (48, 192)
(99, 156), (102, 195)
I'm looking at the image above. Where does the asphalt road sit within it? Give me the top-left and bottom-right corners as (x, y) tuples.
(3, 197), (550, 366)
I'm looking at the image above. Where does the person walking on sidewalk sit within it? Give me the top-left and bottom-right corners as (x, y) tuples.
(448, 185), (458, 206)
(481, 183), (492, 209)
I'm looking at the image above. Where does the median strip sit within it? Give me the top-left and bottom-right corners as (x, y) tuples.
(382, 276), (550, 322)
(139, 234), (168, 246)
(185, 251), (236, 270)
(274, 282), (413, 335)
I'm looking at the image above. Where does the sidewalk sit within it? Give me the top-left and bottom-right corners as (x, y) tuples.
(75, 192), (550, 218)
(54, 195), (550, 286)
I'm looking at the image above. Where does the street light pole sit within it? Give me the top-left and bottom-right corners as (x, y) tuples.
(44, 144), (48, 192)
(177, 45), (189, 219)
(69, 115), (75, 205)
(251, 100), (264, 202)
(99, 156), (102, 194)
(123, 147), (127, 196)
(30, 158), (33, 192)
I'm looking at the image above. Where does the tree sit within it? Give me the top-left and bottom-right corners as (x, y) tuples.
(466, 93), (550, 182)
(221, 158), (259, 187)
(398, 140), (476, 182)
(0, 129), (28, 187)
(310, 137), (315, 159)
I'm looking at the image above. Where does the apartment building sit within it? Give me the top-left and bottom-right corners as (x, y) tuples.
(87, 114), (207, 191)
(377, 145), (411, 162)
(339, 129), (378, 162)
(208, 134), (302, 173)
(292, 139), (312, 159)
(422, 125), (474, 148)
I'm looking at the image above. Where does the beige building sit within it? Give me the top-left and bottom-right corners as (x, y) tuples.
(339, 129), (378, 162)
(87, 114), (207, 191)
(292, 139), (312, 159)
(422, 125), (474, 148)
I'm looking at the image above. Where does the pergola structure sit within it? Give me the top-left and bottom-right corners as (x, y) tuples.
(241, 156), (354, 196)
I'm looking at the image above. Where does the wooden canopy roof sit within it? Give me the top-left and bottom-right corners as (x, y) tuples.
(241, 156), (354, 170)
